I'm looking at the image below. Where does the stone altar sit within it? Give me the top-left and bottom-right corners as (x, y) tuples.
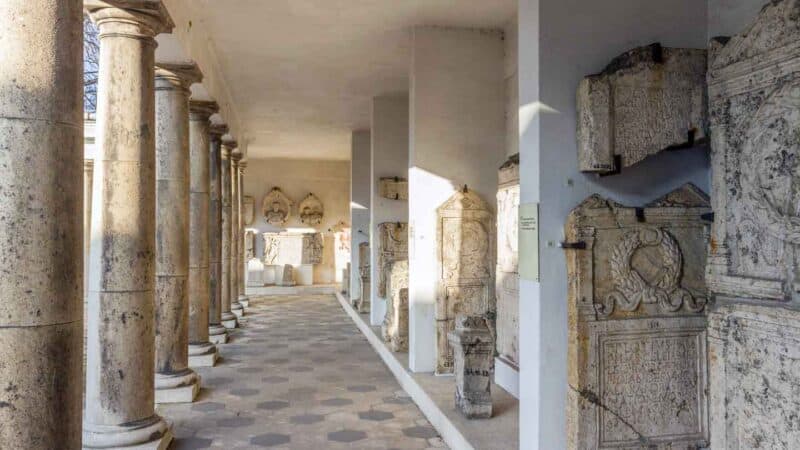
(382, 260), (409, 352)
(378, 177), (408, 200)
(262, 187), (292, 226)
(496, 154), (519, 370)
(435, 188), (494, 375)
(705, 2), (800, 448)
(447, 315), (493, 419)
(262, 232), (323, 266)
(577, 43), (707, 174)
(377, 222), (409, 298)
(357, 242), (371, 312)
(564, 184), (710, 449)
(298, 193), (324, 226)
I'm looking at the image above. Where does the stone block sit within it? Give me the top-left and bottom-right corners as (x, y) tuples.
(378, 177), (408, 200)
(448, 315), (493, 419)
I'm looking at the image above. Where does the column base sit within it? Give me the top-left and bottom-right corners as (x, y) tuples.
(155, 369), (200, 404)
(238, 294), (250, 308)
(83, 415), (172, 449)
(209, 324), (229, 344)
(188, 342), (218, 367)
(221, 312), (238, 329)
(231, 302), (244, 318)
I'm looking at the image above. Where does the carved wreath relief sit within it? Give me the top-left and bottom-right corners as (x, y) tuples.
(262, 187), (292, 226)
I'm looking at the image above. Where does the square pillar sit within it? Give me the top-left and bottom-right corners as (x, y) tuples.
(350, 130), (371, 303)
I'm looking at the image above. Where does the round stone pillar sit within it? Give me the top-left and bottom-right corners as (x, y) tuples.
(230, 151), (245, 318)
(208, 125), (229, 342)
(83, 3), (174, 448)
(153, 63), (201, 403)
(220, 140), (238, 329)
(0, 1), (83, 447)
(238, 161), (251, 308)
(188, 100), (220, 366)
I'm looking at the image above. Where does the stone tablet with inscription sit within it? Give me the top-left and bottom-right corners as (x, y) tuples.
(565, 184), (710, 449)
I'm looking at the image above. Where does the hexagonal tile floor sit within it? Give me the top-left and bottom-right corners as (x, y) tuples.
(158, 294), (447, 449)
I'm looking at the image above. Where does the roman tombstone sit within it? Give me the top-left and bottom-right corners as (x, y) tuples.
(448, 315), (493, 419)
(496, 154), (520, 370)
(564, 184), (710, 449)
(377, 222), (408, 298)
(577, 43), (707, 174)
(357, 242), (370, 312)
(436, 188), (494, 375)
(705, 1), (800, 448)
(382, 260), (409, 352)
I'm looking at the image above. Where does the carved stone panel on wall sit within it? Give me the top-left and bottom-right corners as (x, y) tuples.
(262, 187), (292, 226)
(706, 2), (800, 448)
(435, 188), (494, 375)
(298, 193), (324, 226)
(243, 195), (255, 226)
(262, 232), (323, 266)
(303, 232), (323, 265)
(565, 184), (710, 449)
(577, 43), (708, 174)
(496, 154), (519, 369)
(377, 222), (408, 298)
(382, 260), (409, 352)
(378, 177), (408, 200)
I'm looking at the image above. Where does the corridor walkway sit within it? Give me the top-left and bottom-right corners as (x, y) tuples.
(159, 294), (447, 449)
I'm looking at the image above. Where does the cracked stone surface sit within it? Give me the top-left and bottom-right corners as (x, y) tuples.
(158, 294), (447, 449)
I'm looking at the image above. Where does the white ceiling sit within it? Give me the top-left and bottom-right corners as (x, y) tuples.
(167, 0), (516, 160)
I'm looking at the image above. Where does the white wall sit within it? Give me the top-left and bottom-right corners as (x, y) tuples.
(518, 0), (710, 448)
(243, 158), (350, 284)
(370, 95), (410, 326)
(351, 130), (371, 301)
(408, 26), (506, 372)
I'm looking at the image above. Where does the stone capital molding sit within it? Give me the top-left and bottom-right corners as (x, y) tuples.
(209, 124), (229, 140)
(189, 100), (219, 121)
(230, 151), (243, 163)
(85, 0), (174, 37)
(155, 62), (202, 91)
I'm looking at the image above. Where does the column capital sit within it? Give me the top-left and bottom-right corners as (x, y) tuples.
(155, 62), (202, 92)
(230, 151), (243, 163)
(85, 0), (174, 37)
(209, 124), (229, 141)
(189, 100), (219, 122)
(239, 161), (248, 172)
(222, 140), (238, 158)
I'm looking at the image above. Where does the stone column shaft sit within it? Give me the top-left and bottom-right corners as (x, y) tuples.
(153, 63), (201, 403)
(0, 1), (83, 447)
(83, 2), (174, 448)
(188, 100), (220, 365)
(238, 162), (250, 307)
(230, 152), (244, 317)
(220, 140), (237, 328)
(208, 125), (229, 341)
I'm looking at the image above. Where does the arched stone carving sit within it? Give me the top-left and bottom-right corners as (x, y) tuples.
(262, 187), (292, 226)
(298, 193), (324, 226)
(435, 188), (494, 375)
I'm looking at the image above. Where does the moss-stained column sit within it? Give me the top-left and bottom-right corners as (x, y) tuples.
(208, 125), (229, 342)
(153, 63), (201, 403)
(230, 151), (245, 318)
(187, 100), (220, 366)
(220, 139), (238, 329)
(0, 1), (83, 447)
(238, 161), (251, 308)
(82, 2), (174, 448)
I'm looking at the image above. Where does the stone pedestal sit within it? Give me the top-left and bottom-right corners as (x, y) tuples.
(83, 2), (174, 448)
(0, 1), (83, 447)
(208, 124), (228, 344)
(276, 264), (296, 287)
(296, 264), (314, 286)
(220, 140), (238, 329)
(382, 261), (409, 352)
(447, 316), (493, 419)
(230, 151), (244, 317)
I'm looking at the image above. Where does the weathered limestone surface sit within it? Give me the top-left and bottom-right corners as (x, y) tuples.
(243, 195), (255, 226)
(706, 2), (800, 448)
(230, 151), (244, 317)
(188, 100), (219, 367)
(435, 189), (494, 375)
(208, 124), (228, 344)
(378, 177), (408, 200)
(237, 160), (249, 308)
(263, 232), (323, 266)
(377, 222), (408, 298)
(382, 261), (409, 352)
(447, 315), (493, 419)
(565, 184), (710, 449)
(0, 1), (83, 447)
(83, 2), (174, 447)
(262, 187), (292, 226)
(245, 230), (256, 260)
(357, 242), (371, 312)
(220, 140), (237, 329)
(299, 193), (324, 226)
(577, 43), (708, 173)
(153, 62), (201, 403)
(277, 264), (296, 287)
(496, 154), (519, 369)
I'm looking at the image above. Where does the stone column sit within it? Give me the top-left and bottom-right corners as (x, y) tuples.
(238, 161), (251, 308)
(208, 125), (229, 342)
(84, 159), (95, 299)
(188, 100), (220, 366)
(230, 151), (245, 318)
(83, 2), (174, 448)
(153, 63), (201, 404)
(220, 139), (238, 329)
(0, 1), (83, 447)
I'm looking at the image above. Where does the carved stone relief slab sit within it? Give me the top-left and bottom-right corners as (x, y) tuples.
(245, 230), (255, 260)
(298, 193), (324, 226)
(262, 187), (292, 226)
(302, 232), (323, 265)
(705, 2), (800, 448)
(378, 177), (408, 200)
(496, 154), (519, 368)
(565, 184), (710, 449)
(276, 264), (295, 287)
(577, 43), (708, 173)
(377, 222), (408, 298)
(243, 195), (255, 226)
(448, 315), (493, 419)
(357, 242), (370, 313)
(262, 232), (323, 266)
(436, 189), (494, 375)
(382, 260), (409, 352)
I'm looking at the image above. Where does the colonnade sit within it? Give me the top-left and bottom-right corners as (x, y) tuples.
(0, 1), (252, 447)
